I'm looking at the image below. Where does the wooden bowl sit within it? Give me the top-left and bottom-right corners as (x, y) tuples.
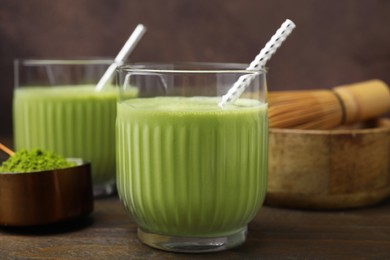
(0, 160), (94, 226)
(267, 119), (390, 209)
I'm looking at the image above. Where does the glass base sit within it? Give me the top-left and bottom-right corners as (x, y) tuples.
(137, 226), (247, 253)
(93, 182), (116, 198)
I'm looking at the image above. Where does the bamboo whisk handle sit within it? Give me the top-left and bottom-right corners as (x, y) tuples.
(333, 80), (390, 124)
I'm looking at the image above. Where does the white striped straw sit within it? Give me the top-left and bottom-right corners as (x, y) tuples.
(219, 19), (296, 107)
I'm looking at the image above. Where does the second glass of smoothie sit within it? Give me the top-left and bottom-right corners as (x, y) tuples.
(116, 63), (268, 253)
(13, 59), (137, 197)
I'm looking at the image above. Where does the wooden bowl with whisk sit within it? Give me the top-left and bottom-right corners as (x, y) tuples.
(266, 118), (390, 209)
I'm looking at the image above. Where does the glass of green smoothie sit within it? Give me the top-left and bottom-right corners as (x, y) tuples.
(116, 63), (268, 253)
(13, 59), (136, 197)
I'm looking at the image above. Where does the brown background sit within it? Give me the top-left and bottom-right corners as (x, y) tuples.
(1, 0), (390, 136)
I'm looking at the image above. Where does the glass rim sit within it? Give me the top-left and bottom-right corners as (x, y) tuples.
(14, 58), (114, 66)
(117, 62), (267, 74)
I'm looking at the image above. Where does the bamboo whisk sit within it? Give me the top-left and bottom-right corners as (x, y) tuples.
(268, 79), (390, 129)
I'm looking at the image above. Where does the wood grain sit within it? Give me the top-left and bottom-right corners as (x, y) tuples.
(268, 119), (390, 209)
(0, 196), (389, 259)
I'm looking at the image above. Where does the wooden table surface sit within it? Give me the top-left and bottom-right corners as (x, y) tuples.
(0, 195), (389, 259)
(1, 137), (390, 259)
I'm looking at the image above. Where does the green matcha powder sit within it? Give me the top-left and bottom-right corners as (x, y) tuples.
(0, 149), (75, 173)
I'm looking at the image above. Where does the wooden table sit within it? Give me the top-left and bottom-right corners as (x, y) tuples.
(1, 195), (389, 259)
(1, 136), (389, 259)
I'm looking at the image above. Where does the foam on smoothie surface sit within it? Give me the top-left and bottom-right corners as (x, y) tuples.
(14, 85), (121, 99)
(121, 96), (264, 112)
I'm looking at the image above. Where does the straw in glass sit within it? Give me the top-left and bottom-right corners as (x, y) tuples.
(219, 19), (296, 107)
(96, 24), (147, 91)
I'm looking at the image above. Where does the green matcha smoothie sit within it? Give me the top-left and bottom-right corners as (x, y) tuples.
(116, 96), (268, 237)
(14, 85), (137, 187)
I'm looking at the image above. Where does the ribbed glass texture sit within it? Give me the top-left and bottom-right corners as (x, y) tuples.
(13, 86), (117, 184)
(117, 98), (268, 237)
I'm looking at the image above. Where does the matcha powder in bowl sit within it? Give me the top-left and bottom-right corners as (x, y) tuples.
(0, 149), (76, 173)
